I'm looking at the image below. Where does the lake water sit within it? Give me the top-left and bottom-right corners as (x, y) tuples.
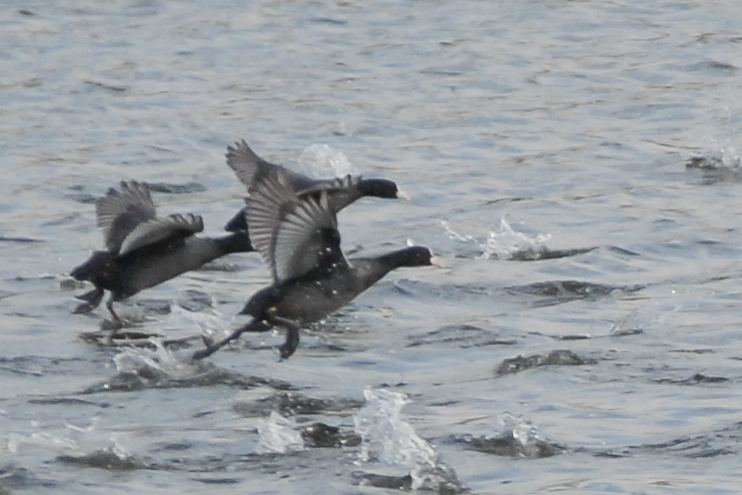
(2, 1), (742, 493)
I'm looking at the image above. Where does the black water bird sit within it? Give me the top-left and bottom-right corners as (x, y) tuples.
(71, 181), (252, 330)
(223, 140), (408, 232)
(192, 173), (439, 361)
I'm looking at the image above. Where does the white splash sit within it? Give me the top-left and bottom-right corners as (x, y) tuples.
(442, 218), (551, 260)
(480, 218), (550, 260)
(441, 220), (476, 243)
(6, 419), (135, 461)
(109, 433), (133, 460)
(695, 147), (742, 169)
(500, 413), (545, 458)
(112, 338), (192, 378)
(716, 147), (742, 168)
(7, 431), (78, 453)
(354, 387), (460, 491)
(298, 143), (358, 178)
(168, 303), (230, 342)
(256, 411), (305, 454)
(609, 309), (642, 336)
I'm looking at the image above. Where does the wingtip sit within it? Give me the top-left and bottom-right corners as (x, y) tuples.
(226, 139), (258, 161)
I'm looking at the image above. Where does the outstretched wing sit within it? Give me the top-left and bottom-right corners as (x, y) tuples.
(118, 213), (204, 256)
(273, 190), (343, 282)
(96, 181), (157, 254)
(226, 140), (315, 194)
(295, 174), (364, 212)
(246, 173), (345, 283)
(244, 172), (296, 275)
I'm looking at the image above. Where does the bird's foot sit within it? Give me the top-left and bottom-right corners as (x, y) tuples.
(73, 301), (96, 314)
(73, 288), (104, 313)
(277, 326), (300, 361)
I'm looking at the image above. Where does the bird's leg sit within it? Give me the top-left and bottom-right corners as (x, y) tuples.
(191, 319), (271, 361)
(73, 287), (104, 314)
(267, 314), (302, 360)
(105, 298), (123, 344)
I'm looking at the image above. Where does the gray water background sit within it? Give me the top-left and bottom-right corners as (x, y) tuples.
(2, 0), (742, 493)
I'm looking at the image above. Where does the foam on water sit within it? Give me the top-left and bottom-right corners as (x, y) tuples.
(256, 411), (305, 454)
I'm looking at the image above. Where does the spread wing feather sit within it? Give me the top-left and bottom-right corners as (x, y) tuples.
(293, 174), (363, 212)
(226, 140), (315, 194)
(118, 213), (203, 256)
(246, 173), (346, 283)
(273, 191), (340, 282)
(96, 181), (157, 253)
(244, 172), (296, 277)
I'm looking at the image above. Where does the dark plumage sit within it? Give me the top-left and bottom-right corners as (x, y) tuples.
(71, 181), (253, 330)
(192, 173), (438, 361)
(223, 140), (408, 232)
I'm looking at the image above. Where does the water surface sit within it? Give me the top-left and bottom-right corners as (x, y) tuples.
(2, 1), (742, 493)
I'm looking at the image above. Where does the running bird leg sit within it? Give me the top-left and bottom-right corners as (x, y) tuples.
(105, 298), (123, 344)
(191, 319), (272, 361)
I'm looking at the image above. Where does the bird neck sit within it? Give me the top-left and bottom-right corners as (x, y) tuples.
(376, 247), (423, 269)
(211, 231), (253, 254)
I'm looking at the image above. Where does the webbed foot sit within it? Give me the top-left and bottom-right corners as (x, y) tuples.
(278, 326), (299, 360)
(73, 288), (104, 314)
(269, 315), (301, 361)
